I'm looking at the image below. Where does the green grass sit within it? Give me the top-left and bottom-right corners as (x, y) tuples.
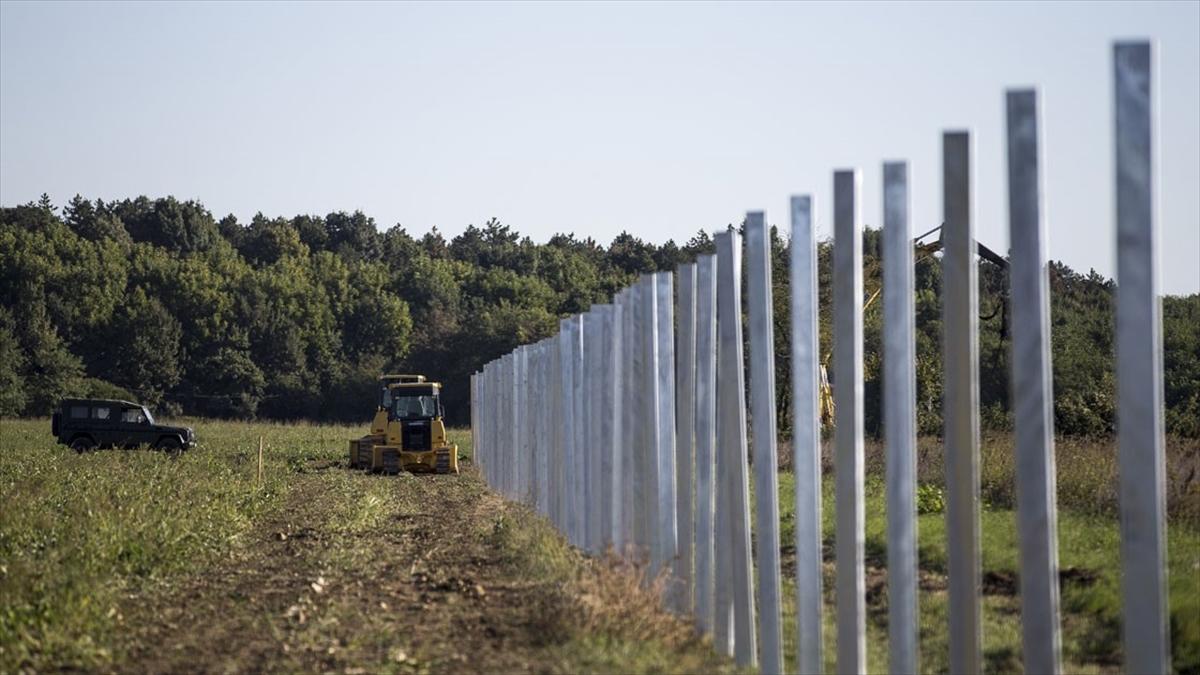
(1, 418), (736, 675)
(4, 416), (1196, 674)
(773, 437), (1200, 674)
(0, 417), (359, 670)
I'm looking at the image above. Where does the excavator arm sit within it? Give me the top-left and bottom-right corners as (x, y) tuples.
(818, 224), (1010, 429)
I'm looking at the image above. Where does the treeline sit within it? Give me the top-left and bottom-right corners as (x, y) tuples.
(1, 193), (1197, 437)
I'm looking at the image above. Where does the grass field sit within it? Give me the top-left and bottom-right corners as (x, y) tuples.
(770, 434), (1200, 674)
(0, 418), (351, 669)
(2, 416), (1197, 673)
(0, 417), (740, 674)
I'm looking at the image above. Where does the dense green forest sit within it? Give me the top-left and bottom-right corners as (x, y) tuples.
(2, 193), (1197, 437)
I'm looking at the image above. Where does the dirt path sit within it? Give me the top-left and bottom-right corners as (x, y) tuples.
(113, 464), (582, 674)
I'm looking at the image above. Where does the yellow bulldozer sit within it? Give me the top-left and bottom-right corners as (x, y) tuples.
(349, 374), (460, 475)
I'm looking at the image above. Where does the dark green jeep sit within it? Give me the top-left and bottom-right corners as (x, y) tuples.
(51, 398), (196, 454)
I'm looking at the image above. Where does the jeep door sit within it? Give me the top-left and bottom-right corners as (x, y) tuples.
(118, 406), (156, 448)
(87, 404), (121, 447)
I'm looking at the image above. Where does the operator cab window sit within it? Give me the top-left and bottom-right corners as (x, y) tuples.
(394, 395), (436, 417)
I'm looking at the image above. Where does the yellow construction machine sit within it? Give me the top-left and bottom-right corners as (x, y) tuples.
(349, 376), (459, 475)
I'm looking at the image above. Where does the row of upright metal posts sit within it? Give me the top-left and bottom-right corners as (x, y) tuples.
(470, 41), (1169, 675)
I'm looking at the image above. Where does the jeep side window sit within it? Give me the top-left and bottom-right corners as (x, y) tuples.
(121, 408), (145, 424)
(94, 407), (111, 420)
(71, 406), (88, 419)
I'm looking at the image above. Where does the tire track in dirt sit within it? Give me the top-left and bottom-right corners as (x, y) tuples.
(114, 465), (573, 674)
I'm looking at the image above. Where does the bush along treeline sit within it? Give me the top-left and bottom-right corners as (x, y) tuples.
(1, 193), (1197, 437)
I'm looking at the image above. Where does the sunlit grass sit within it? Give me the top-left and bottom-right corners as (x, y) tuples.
(1, 417), (735, 675)
(771, 436), (1200, 674)
(0, 417), (357, 671)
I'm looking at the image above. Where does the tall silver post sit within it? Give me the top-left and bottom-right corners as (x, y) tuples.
(586, 307), (606, 554)
(472, 369), (482, 470)
(625, 285), (644, 555)
(833, 169), (866, 675)
(745, 212), (784, 675)
(694, 253), (719, 640)
(715, 229), (758, 668)
(641, 276), (661, 571)
(571, 314), (586, 547)
(614, 289), (631, 550)
(791, 195), (824, 675)
(943, 130), (982, 674)
(1114, 40), (1170, 675)
(508, 352), (519, 499)
(883, 161), (919, 675)
(597, 305), (617, 554)
(537, 340), (551, 515)
(556, 320), (572, 532)
(1006, 87), (1064, 675)
(676, 263), (698, 615)
(655, 273), (678, 589)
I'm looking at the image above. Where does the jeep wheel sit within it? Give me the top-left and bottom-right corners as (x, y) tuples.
(70, 437), (96, 454)
(156, 437), (183, 457)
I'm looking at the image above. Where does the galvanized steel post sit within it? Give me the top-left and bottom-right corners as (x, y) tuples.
(1114, 40), (1170, 675)
(943, 131), (982, 675)
(693, 253), (719, 640)
(1006, 88), (1064, 675)
(833, 169), (867, 675)
(883, 161), (919, 675)
(745, 212), (783, 675)
(675, 263), (697, 615)
(790, 195), (824, 675)
(715, 229), (758, 668)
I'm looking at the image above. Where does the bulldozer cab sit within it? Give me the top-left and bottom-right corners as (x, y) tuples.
(387, 382), (444, 420)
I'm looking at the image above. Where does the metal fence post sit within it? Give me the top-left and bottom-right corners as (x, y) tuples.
(592, 306), (612, 554)
(623, 286), (642, 555)
(655, 272), (679, 597)
(642, 276), (663, 576)
(943, 131), (982, 675)
(521, 348), (533, 504)
(506, 352), (518, 499)
(745, 212), (784, 675)
(571, 314), (586, 547)
(790, 195), (824, 675)
(587, 306), (607, 555)
(715, 229), (758, 668)
(614, 289), (631, 550)
(833, 169), (867, 675)
(1114, 39), (1170, 675)
(557, 319), (573, 533)
(633, 277), (652, 557)
(675, 263), (698, 616)
(694, 254), (719, 641)
(1006, 88), (1064, 675)
(883, 161), (919, 675)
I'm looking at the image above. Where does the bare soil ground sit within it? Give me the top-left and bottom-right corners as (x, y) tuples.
(109, 462), (732, 675)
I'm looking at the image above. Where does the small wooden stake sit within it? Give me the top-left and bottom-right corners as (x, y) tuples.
(258, 437), (264, 485)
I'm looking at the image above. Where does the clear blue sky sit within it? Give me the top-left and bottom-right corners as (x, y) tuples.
(2, 0), (1197, 295)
